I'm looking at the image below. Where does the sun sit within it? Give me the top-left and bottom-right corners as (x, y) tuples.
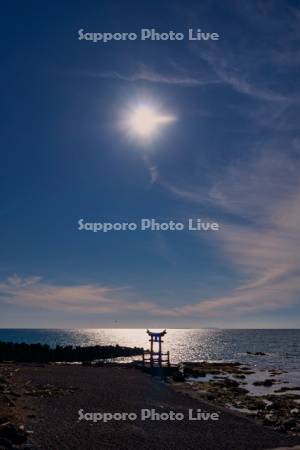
(128, 106), (160, 137)
(124, 104), (176, 140)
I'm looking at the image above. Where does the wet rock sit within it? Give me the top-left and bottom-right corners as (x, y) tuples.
(247, 352), (266, 356)
(253, 379), (274, 387)
(230, 387), (249, 395)
(275, 386), (300, 393)
(269, 370), (283, 376)
(184, 367), (206, 378)
(182, 361), (243, 376)
(214, 378), (240, 388)
(172, 372), (185, 382)
(233, 374), (246, 379)
(175, 360), (300, 436)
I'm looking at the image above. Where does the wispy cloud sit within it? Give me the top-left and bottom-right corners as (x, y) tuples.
(157, 141), (300, 318)
(0, 274), (174, 316)
(160, 144), (299, 219)
(5, 139), (299, 321)
(192, 45), (297, 104)
(82, 64), (221, 87)
(82, 63), (293, 104)
(189, 1), (300, 104)
(0, 275), (123, 314)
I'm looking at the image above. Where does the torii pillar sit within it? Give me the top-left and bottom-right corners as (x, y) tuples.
(145, 329), (169, 367)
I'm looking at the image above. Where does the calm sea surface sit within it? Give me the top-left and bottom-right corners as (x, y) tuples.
(0, 329), (299, 371)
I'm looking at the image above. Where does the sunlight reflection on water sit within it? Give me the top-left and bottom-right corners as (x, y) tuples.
(1, 328), (300, 371)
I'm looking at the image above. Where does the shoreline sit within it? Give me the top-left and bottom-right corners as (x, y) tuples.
(172, 361), (300, 435)
(1, 362), (300, 450)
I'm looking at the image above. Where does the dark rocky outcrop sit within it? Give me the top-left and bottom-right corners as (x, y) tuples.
(0, 341), (144, 363)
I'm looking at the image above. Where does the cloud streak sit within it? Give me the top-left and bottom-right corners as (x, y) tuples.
(157, 141), (300, 318)
(3, 141), (300, 321)
(82, 65), (221, 87)
(0, 274), (175, 317)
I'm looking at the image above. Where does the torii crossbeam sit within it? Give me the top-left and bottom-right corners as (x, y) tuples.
(143, 329), (170, 367)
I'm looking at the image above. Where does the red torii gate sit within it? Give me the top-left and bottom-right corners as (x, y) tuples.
(143, 329), (170, 367)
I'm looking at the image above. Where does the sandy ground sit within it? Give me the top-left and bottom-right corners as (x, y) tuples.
(3, 363), (300, 450)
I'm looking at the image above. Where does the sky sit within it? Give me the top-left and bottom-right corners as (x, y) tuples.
(0, 0), (300, 328)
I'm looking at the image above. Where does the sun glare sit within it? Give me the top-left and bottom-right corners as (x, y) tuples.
(124, 104), (176, 140)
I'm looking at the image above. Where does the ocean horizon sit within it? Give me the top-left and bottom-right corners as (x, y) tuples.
(1, 328), (299, 371)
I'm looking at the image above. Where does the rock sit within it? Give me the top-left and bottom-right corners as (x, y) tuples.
(220, 378), (240, 388)
(253, 379), (274, 387)
(0, 419), (9, 426)
(172, 372), (185, 382)
(264, 414), (277, 426)
(282, 418), (296, 430)
(263, 379), (274, 387)
(0, 423), (26, 445)
(230, 387), (249, 395)
(271, 400), (284, 410)
(9, 391), (20, 398)
(269, 370), (283, 376)
(233, 374), (246, 379)
(247, 351), (266, 356)
(275, 386), (300, 393)
(184, 367), (206, 378)
(194, 371), (207, 378)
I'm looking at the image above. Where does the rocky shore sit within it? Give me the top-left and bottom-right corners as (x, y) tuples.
(1, 362), (300, 449)
(0, 365), (30, 449)
(171, 361), (300, 435)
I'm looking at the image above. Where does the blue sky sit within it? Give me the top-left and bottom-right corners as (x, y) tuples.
(0, 0), (300, 328)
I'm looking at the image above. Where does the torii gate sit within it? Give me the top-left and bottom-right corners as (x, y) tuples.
(143, 329), (170, 367)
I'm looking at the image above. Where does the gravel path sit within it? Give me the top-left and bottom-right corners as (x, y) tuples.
(13, 364), (300, 450)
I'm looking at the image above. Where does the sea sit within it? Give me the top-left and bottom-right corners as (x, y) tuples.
(0, 328), (299, 371)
